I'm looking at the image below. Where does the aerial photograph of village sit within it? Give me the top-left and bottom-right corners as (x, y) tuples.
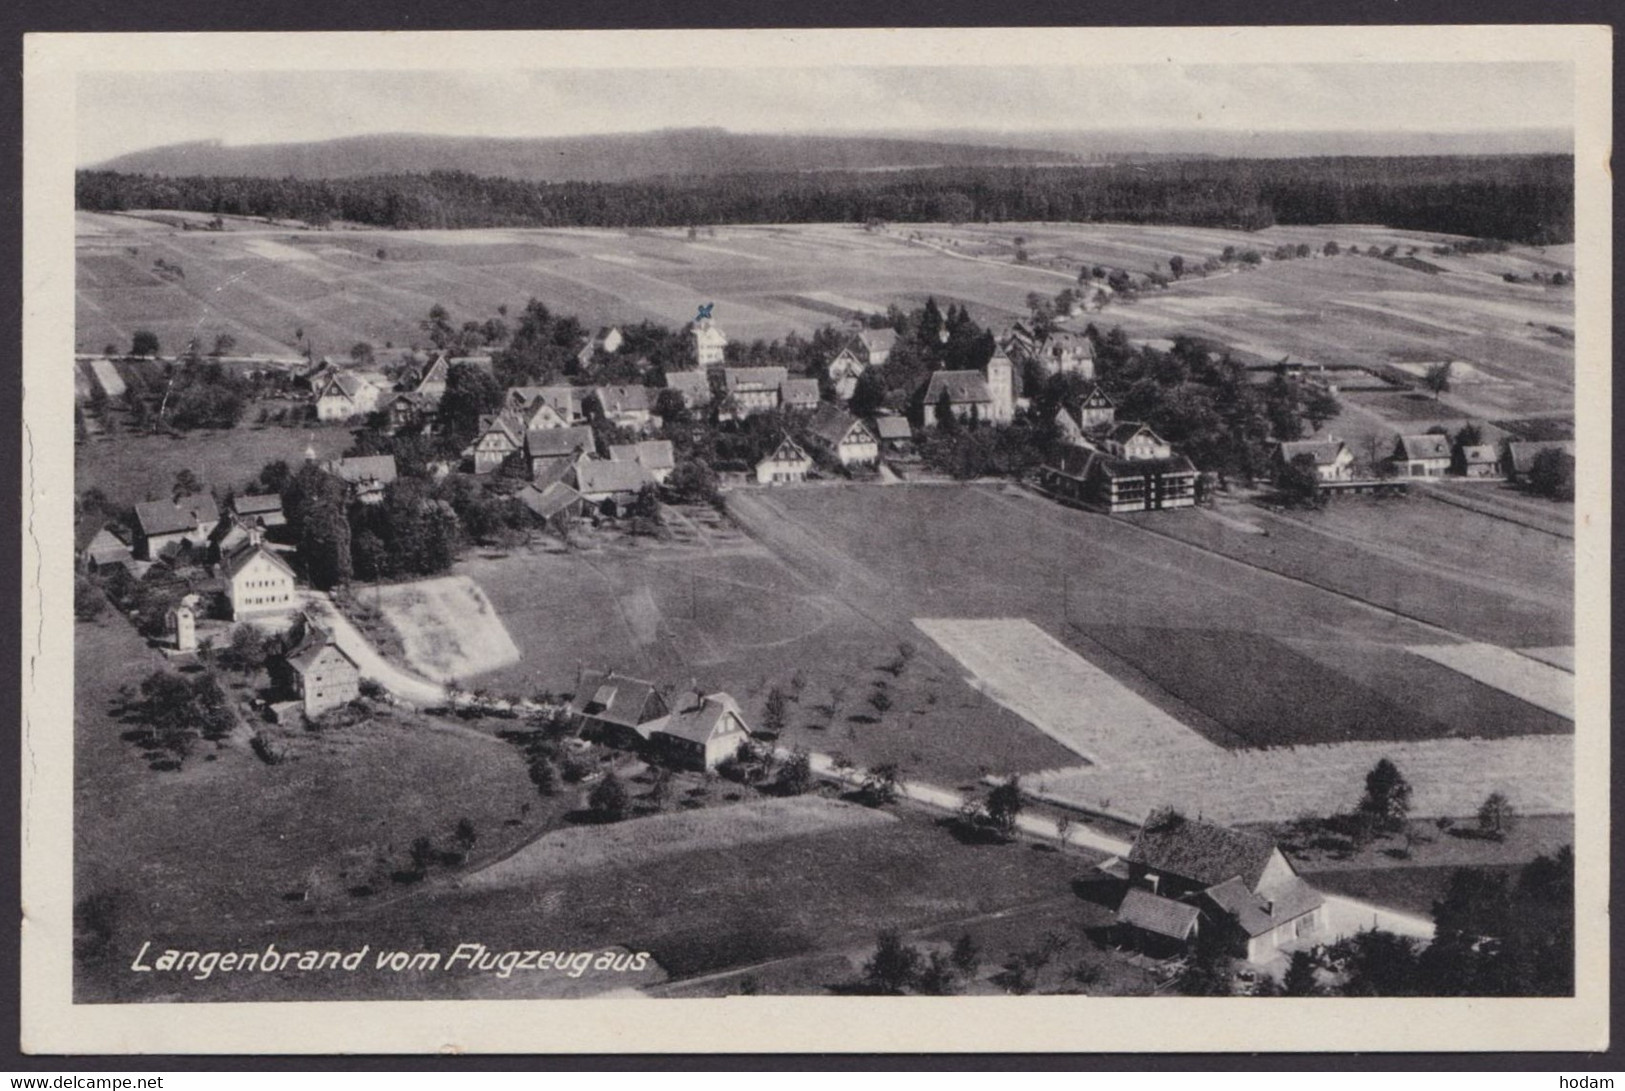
(67, 55), (1580, 1006)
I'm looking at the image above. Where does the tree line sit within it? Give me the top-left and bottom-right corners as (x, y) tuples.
(76, 154), (1572, 244)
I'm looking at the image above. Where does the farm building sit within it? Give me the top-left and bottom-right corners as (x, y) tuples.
(592, 385), (654, 430)
(871, 414), (914, 453)
(577, 326), (624, 367)
(1038, 437), (1198, 513)
(228, 492), (287, 533)
(280, 617), (362, 718)
(780, 378), (822, 413)
(518, 480), (586, 523)
(81, 527), (134, 572)
(922, 370), (993, 427)
(1114, 887), (1201, 958)
(1115, 809), (1326, 965)
(527, 425), (597, 479)
(663, 370), (713, 412)
(1389, 434), (1453, 477)
(465, 413), (527, 474)
(219, 538), (297, 620)
(573, 458), (657, 514)
(647, 691), (753, 771)
(323, 455), (398, 504)
(1502, 440), (1576, 483)
(690, 318), (729, 367)
(721, 366), (789, 420)
(608, 440), (676, 485)
(313, 370), (385, 422)
(755, 437), (813, 485)
(1274, 438), (1355, 482)
(1454, 443), (1502, 478)
(806, 405), (879, 467)
(133, 495), (220, 560)
(569, 669), (671, 748)
(414, 354), (451, 399)
(827, 346), (867, 401)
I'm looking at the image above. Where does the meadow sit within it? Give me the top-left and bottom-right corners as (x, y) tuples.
(76, 213), (1571, 437)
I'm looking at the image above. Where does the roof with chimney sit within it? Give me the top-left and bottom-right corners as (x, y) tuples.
(923, 369), (992, 406)
(324, 455), (398, 486)
(134, 495), (220, 538)
(649, 691), (748, 746)
(1394, 433), (1453, 461)
(527, 425), (596, 460)
(568, 669), (666, 731)
(1127, 810), (1278, 891)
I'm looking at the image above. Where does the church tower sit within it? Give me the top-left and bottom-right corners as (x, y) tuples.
(985, 349), (1015, 424)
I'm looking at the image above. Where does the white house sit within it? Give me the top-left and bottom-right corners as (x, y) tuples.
(755, 436), (813, 485)
(1390, 433), (1453, 478)
(1276, 438), (1356, 482)
(646, 691), (752, 771)
(314, 371), (385, 421)
(691, 318), (729, 367)
(807, 405), (879, 467)
(220, 539), (298, 620)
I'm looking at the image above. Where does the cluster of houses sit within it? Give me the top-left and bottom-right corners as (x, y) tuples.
(1034, 385), (1200, 513)
(1273, 431), (1576, 486)
(567, 668), (754, 772)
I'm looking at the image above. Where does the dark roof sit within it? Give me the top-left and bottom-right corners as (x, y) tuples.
(780, 378), (821, 407)
(568, 669), (663, 730)
(1107, 421), (1160, 445)
(1277, 439), (1349, 466)
(1080, 385), (1115, 409)
(1116, 888), (1201, 941)
(574, 458), (656, 497)
(724, 366), (789, 392)
(284, 618), (358, 676)
(527, 425), (596, 460)
(595, 385), (652, 414)
(1395, 434), (1453, 461)
(650, 692), (747, 745)
(134, 495), (220, 537)
(1128, 811), (1278, 891)
(518, 481), (584, 520)
(872, 416), (913, 441)
(808, 404), (867, 447)
(220, 541), (296, 582)
(1096, 454), (1196, 478)
(1040, 330), (1095, 359)
(758, 436), (811, 467)
(1203, 875), (1324, 937)
(1459, 444), (1499, 465)
(326, 455), (398, 485)
(664, 370), (712, 404)
(923, 369), (991, 405)
(609, 439), (676, 472)
(530, 455), (578, 491)
(1504, 440), (1575, 474)
(232, 492), (285, 517)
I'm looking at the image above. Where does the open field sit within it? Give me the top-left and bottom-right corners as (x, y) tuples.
(374, 576), (521, 684)
(76, 216), (1570, 434)
(75, 425), (354, 513)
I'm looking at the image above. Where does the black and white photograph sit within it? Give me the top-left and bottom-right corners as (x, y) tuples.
(21, 25), (1611, 1054)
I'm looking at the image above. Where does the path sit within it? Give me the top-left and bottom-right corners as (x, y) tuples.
(297, 591), (447, 707)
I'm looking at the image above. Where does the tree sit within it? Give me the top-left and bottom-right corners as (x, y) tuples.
(862, 929), (922, 994)
(776, 747), (814, 796)
(1303, 387), (1342, 431)
(1454, 423), (1483, 449)
(1357, 758), (1413, 836)
(667, 459), (720, 506)
(1527, 447), (1574, 501)
(1277, 453), (1323, 508)
(653, 387), (692, 428)
(761, 686), (788, 737)
(437, 361), (505, 444)
(868, 686), (893, 716)
(130, 330), (160, 358)
(1168, 254), (1185, 279)
(1282, 950), (1320, 996)
(74, 575), (106, 622)
(848, 369), (887, 418)
(587, 771), (630, 822)
(172, 469), (202, 502)
(984, 777), (1024, 842)
(1335, 929), (1422, 996)
(211, 333), (237, 357)
(222, 623), (267, 674)
(1477, 791), (1518, 841)
(860, 763), (901, 806)
(454, 817), (478, 851)
(1423, 361), (1453, 399)
(950, 933), (981, 979)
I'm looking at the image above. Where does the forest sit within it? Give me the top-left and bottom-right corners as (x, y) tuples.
(75, 154), (1573, 244)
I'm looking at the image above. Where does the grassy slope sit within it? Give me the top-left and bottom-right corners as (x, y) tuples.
(76, 425), (355, 510)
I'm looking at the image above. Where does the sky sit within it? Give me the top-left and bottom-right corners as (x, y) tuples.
(77, 62), (1574, 164)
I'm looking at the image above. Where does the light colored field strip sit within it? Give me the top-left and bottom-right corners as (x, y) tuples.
(917, 618), (1572, 826)
(374, 576), (522, 684)
(461, 796), (894, 891)
(1406, 643), (1574, 719)
(1521, 646), (1575, 672)
(913, 617), (1217, 768)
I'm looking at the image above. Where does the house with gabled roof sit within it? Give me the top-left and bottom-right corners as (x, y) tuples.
(806, 405), (879, 467)
(1039, 441), (1197, 513)
(779, 378), (821, 413)
(228, 492), (287, 532)
(1275, 438), (1355, 483)
(577, 326), (624, 368)
(1054, 406), (1085, 446)
(690, 318), (729, 367)
(646, 690), (752, 771)
(854, 328), (897, 366)
(526, 425), (596, 479)
(1390, 433), (1453, 477)
(663, 370), (713, 413)
(871, 414), (914, 454)
(463, 413), (526, 475)
(592, 385), (654, 430)
(568, 668), (671, 748)
(608, 439), (676, 485)
(722, 366), (789, 420)
(415, 353), (451, 399)
(1454, 443), (1501, 478)
(313, 370), (385, 422)
(133, 495), (221, 560)
(322, 455), (398, 504)
(1076, 385), (1116, 430)
(755, 436), (813, 485)
(1102, 422), (1174, 462)
(1115, 808), (1326, 964)
(827, 345), (868, 401)
(507, 385), (588, 426)
(1502, 440), (1575, 483)
(518, 480), (586, 524)
(81, 527), (134, 573)
(219, 538), (297, 620)
(1033, 329), (1095, 379)
(922, 369), (993, 427)
(279, 615), (361, 717)
(381, 390), (438, 435)
(572, 458), (657, 514)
